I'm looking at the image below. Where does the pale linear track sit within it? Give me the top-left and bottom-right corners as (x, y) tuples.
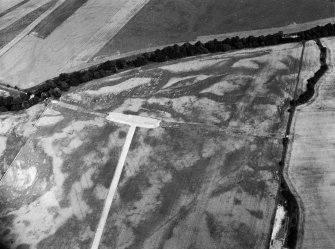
(90, 124), (136, 249)
(91, 113), (160, 249)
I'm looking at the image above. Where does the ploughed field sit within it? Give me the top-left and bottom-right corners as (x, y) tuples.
(95, 0), (334, 58)
(0, 42), (320, 248)
(285, 37), (335, 249)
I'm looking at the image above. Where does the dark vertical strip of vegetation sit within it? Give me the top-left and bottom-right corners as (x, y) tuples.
(275, 39), (328, 249)
(290, 40), (328, 106)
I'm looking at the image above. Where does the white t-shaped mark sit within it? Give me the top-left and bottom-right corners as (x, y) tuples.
(91, 113), (160, 249)
(106, 112), (160, 129)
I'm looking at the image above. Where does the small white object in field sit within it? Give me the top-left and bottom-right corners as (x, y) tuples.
(106, 112), (160, 128)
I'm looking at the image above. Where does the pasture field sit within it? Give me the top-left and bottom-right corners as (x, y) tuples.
(0, 0), (150, 89)
(0, 102), (128, 249)
(95, 0), (333, 58)
(285, 37), (335, 249)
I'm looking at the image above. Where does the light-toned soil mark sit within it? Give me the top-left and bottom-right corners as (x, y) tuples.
(285, 37), (335, 249)
(0, 103), (45, 177)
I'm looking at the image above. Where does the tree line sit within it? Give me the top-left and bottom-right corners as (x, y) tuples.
(1, 22), (335, 112)
(290, 38), (328, 106)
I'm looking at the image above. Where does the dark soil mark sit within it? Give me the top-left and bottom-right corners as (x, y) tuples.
(31, 0), (89, 39)
(0, 0), (30, 18)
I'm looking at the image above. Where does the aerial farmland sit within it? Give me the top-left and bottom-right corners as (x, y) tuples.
(0, 40), (322, 248)
(1, 1), (335, 249)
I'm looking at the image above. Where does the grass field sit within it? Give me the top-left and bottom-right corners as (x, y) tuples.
(285, 37), (335, 249)
(95, 0), (334, 58)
